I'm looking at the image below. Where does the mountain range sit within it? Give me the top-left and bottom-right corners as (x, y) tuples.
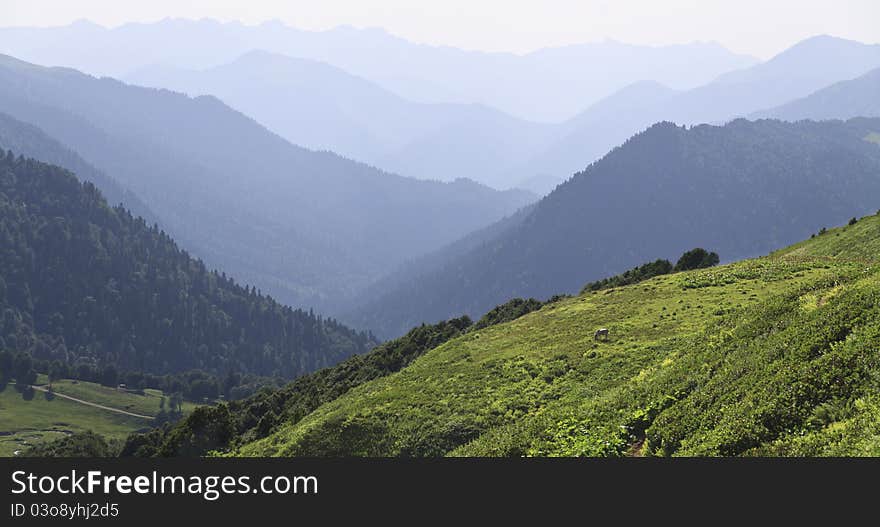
(0, 54), (533, 313)
(0, 18), (758, 122)
(505, 35), (880, 193)
(345, 117), (880, 338)
(125, 50), (558, 190)
(2, 19), (880, 459)
(123, 34), (880, 192)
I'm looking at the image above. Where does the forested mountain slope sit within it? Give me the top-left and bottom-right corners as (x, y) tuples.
(0, 111), (157, 226)
(0, 54), (534, 312)
(348, 118), (880, 338)
(0, 152), (376, 379)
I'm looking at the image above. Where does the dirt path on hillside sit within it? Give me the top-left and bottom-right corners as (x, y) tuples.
(29, 385), (154, 420)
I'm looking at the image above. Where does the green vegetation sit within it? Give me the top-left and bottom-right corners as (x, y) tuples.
(118, 317), (473, 457)
(582, 259), (674, 293)
(44, 379), (198, 418)
(0, 374), (205, 456)
(471, 298), (546, 331)
(579, 248), (718, 294)
(0, 380), (150, 456)
(225, 214), (880, 457)
(777, 210), (880, 261)
(673, 248), (720, 272)
(0, 152), (376, 385)
(120, 293), (605, 457)
(22, 431), (117, 457)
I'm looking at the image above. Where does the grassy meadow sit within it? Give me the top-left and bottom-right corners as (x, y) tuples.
(0, 377), (197, 456)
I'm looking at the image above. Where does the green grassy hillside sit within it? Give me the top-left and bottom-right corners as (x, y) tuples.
(236, 213), (880, 457)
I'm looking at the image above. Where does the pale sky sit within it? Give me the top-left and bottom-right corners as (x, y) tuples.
(4, 0), (879, 59)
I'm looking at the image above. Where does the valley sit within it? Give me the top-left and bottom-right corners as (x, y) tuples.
(0, 11), (878, 460)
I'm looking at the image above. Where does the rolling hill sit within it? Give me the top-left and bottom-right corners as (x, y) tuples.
(121, 211), (880, 457)
(345, 117), (880, 339)
(0, 54), (534, 312)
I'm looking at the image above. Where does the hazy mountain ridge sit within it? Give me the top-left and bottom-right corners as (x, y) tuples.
(120, 35), (880, 192)
(0, 18), (758, 122)
(0, 111), (159, 226)
(347, 117), (880, 338)
(0, 53), (534, 313)
(125, 49), (558, 189)
(504, 35), (880, 192)
(752, 66), (880, 121)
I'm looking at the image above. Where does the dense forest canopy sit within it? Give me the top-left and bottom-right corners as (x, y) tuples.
(0, 151), (376, 381)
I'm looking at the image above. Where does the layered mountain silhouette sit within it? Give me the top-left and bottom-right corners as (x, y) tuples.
(0, 18), (758, 121)
(506, 35), (880, 193)
(0, 54), (533, 312)
(125, 50), (557, 190)
(753, 66), (880, 121)
(122, 35), (880, 193)
(345, 118), (880, 338)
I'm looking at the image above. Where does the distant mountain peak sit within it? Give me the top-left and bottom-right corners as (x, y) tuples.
(772, 34), (879, 60)
(68, 19), (104, 30)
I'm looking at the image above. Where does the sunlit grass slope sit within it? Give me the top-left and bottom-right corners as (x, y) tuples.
(238, 213), (880, 457)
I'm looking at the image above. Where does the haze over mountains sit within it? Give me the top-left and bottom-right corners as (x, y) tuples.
(0, 20), (877, 340)
(5, 9), (880, 461)
(0, 53), (533, 314)
(347, 118), (880, 338)
(0, 18), (758, 122)
(505, 35), (880, 193)
(125, 50), (558, 190)
(115, 32), (880, 193)
(752, 66), (880, 121)
(0, 111), (158, 227)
